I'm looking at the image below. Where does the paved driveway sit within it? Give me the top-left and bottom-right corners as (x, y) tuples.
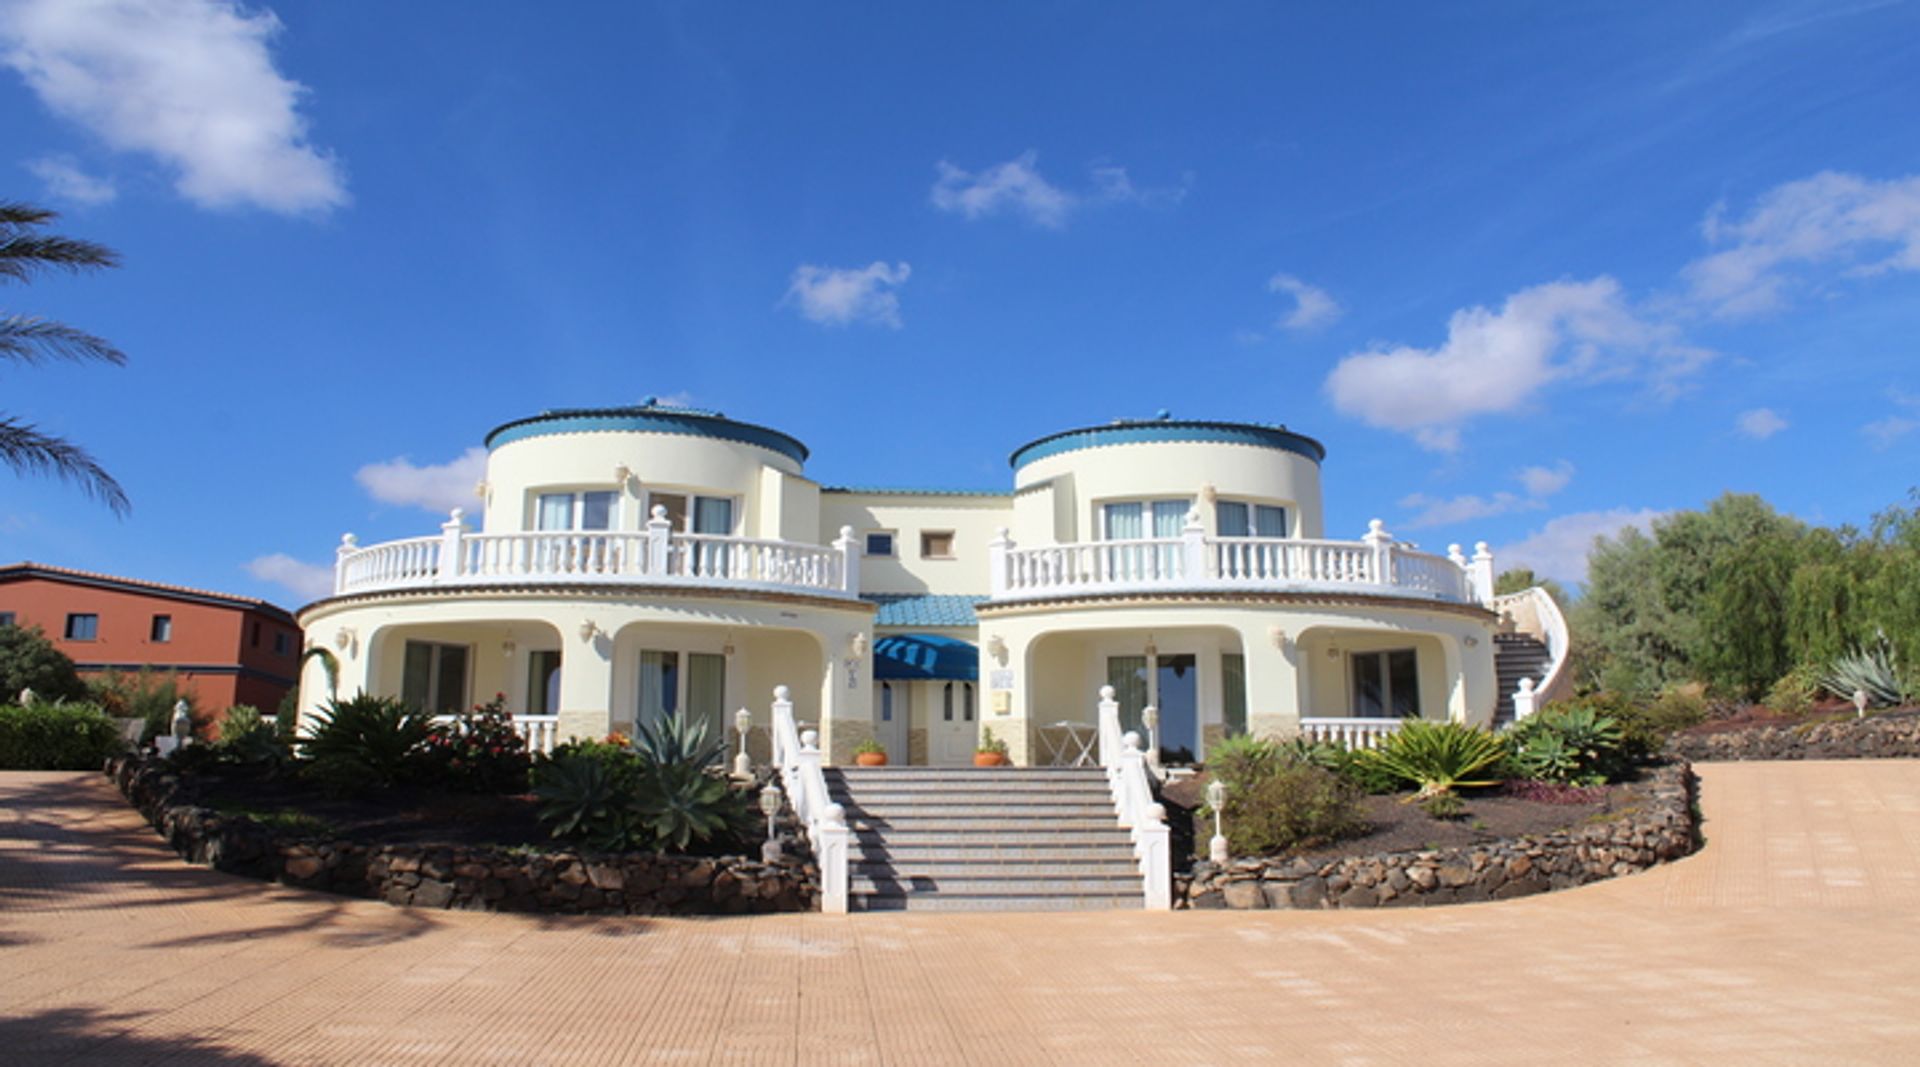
(3, 761), (1917, 1065)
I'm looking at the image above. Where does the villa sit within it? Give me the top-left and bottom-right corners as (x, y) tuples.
(295, 401), (1567, 765)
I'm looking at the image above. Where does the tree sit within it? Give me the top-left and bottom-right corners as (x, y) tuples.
(0, 623), (88, 703)
(1, 202), (128, 514)
(1494, 567), (1572, 609)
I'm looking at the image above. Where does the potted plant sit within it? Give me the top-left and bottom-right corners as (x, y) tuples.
(974, 727), (1010, 767)
(853, 738), (888, 766)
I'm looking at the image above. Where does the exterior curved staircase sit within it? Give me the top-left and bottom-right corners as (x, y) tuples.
(826, 766), (1144, 912)
(1493, 633), (1552, 726)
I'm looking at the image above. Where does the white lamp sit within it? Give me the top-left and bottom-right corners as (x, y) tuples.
(734, 707), (754, 778)
(1205, 778), (1228, 864)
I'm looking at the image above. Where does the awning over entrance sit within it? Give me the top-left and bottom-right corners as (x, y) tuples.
(873, 633), (978, 681)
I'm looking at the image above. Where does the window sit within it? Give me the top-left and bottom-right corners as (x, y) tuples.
(536, 490), (617, 531)
(273, 631), (290, 655)
(0, 611), (16, 627)
(1216, 501), (1288, 537)
(150, 615), (172, 643)
(527, 650), (562, 716)
(920, 530), (955, 559)
(65, 613), (98, 641)
(638, 649), (727, 759)
(1222, 653), (1246, 738)
(881, 681), (895, 723)
(251, 621), (262, 647)
(1101, 500), (1188, 578)
(1351, 649), (1420, 719)
(864, 531), (895, 557)
(402, 640), (469, 713)
(645, 492), (733, 534)
(943, 681), (974, 722)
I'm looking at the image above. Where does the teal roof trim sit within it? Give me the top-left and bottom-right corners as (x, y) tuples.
(874, 633), (978, 681)
(1010, 419), (1326, 470)
(863, 594), (986, 628)
(485, 405), (809, 464)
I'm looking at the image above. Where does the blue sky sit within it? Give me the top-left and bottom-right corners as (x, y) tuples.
(3, 0), (1918, 607)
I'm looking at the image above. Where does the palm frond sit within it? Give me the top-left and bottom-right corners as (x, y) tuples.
(0, 316), (127, 365)
(0, 417), (130, 516)
(0, 202), (57, 228)
(0, 234), (120, 280)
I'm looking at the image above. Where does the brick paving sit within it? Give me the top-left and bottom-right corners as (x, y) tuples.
(2, 761), (1917, 1065)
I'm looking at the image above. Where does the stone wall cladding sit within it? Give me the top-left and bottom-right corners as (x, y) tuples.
(1666, 709), (1920, 762)
(1179, 762), (1697, 910)
(106, 756), (819, 916)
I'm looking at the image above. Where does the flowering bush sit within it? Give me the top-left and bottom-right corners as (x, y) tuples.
(418, 695), (531, 794)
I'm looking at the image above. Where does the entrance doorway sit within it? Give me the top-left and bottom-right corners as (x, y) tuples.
(1106, 652), (1200, 764)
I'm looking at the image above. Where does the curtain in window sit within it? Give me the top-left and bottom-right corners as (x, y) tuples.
(1107, 655), (1150, 739)
(691, 497), (734, 576)
(402, 641), (434, 710)
(1216, 501), (1250, 536)
(581, 491), (615, 530)
(527, 651), (561, 716)
(1351, 653), (1386, 718)
(1254, 505), (1288, 537)
(536, 493), (573, 531)
(1221, 652), (1247, 737)
(1152, 500), (1187, 576)
(639, 650), (679, 730)
(1388, 649), (1420, 718)
(687, 652), (726, 752)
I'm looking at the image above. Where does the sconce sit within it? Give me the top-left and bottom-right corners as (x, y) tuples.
(1144, 638), (1158, 660)
(502, 638), (517, 658)
(613, 464), (632, 486)
(1326, 646), (1340, 659)
(1267, 625), (1288, 651)
(1464, 636), (1479, 648)
(722, 635), (736, 658)
(472, 479), (489, 501)
(986, 634), (1008, 664)
(1199, 482), (1218, 505)
(333, 627), (355, 651)
(579, 620), (603, 643)
(848, 632), (868, 659)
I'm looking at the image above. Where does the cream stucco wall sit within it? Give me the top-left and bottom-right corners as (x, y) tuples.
(1010, 439), (1325, 544)
(818, 492), (1010, 595)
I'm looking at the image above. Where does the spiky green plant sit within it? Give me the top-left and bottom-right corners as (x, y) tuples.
(1508, 705), (1625, 785)
(298, 694), (431, 791)
(632, 711), (726, 768)
(1356, 720), (1508, 802)
(1819, 640), (1912, 708)
(533, 752), (643, 851)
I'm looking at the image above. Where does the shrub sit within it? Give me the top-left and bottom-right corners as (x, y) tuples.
(0, 624), (88, 703)
(1508, 704), (1626, 785)
(635, 758), (752, 851)
(1763, 664), (1823, 716)
(184, 704), (292, 772)
(92, 668), (209, 743)
(416, 695), (531, 794)
(532, 715), (748, 853)
(1220, 762), (1367, 856)
(0, 701), (121, 769)
(1585, 690), (1703, 761)
(1204, 734), (1287, 793)
(298, 694), (431, 792)
(1356, 720), (1508, 802)
(533, 751), (645, 850)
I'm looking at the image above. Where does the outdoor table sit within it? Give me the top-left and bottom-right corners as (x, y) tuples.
(1036, 721), (1099, 767)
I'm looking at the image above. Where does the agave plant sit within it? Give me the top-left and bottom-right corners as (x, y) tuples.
(635, 759), (750, 851)
(1356, 720), (1508, 802)
(1819, 641), (1911, 708)
(299, 694), (432, 790)
(1509, 705), (1625, 785)
(532, 752), (644, 851)
(632, 712), (727, 769)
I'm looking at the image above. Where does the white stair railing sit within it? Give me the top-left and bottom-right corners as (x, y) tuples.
(1298, 717), (1404, 751)
(770, 685), (850, 914)
(1095, 685), (1172, 911)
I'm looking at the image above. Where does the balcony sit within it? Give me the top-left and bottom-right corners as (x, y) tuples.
(986, 518), (1493, 606)
(331, 509), (861, 599)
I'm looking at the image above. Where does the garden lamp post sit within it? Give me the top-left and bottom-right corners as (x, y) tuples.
(1853, 688), (1869, 720)
(1206, 778), (1229, 864)
(1142, 705), (1160, 770)
(734, 707), (754, 779)
(759, 784), (784, 863)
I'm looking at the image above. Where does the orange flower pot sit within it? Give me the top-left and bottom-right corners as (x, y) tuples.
(855, 751), (888, 767)
(973, 752), (1005, 767)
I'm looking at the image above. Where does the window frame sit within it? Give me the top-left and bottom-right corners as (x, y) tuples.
(920, 530), (956, 559)
(864, 530), (897, 557)
(1349, 648), (1421, 719)
(65, 613), (99, 641)
(401, 639), (471, 715)
(1216, 499), (1291, 538)
(535, 488), (620, 532)
(150, 614), (173, 643)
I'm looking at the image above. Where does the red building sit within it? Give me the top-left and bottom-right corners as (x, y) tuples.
(0, 562), (303, 713)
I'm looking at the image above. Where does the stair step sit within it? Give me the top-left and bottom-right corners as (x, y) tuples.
(850, 873), (1142, 895)
(850, 894), (1142, 913)
(845, 819), (1123, 835)
(850, 844), (1136, 861)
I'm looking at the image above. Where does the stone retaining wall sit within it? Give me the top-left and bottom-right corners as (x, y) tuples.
(1179, 762), (1696, 910)
(107, 756), (817, 915)
(1666, 709), (1920, 762)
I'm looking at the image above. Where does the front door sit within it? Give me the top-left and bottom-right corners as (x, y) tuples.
(929, 681), (976, 766)
(876, 681), (913, 763)
(1154, 654), (1199, 764)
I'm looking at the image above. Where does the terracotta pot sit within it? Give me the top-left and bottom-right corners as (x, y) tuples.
(974, 752), (1005, 767)
(855, 751), (888, 767)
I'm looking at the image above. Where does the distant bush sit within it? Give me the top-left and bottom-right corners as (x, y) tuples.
(91, 668), (210, 743)
(0, 701), (121, 770)
(1762, 664), (1822, 717)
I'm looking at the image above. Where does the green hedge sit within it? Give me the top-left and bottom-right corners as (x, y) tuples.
(0, 702), (122, 770)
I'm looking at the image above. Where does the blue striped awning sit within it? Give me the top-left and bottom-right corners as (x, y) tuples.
(872, 633), (978, 682)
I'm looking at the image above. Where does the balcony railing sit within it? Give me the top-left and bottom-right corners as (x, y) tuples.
(333, 507), (861, 599)
(987, 517), (1494, 605)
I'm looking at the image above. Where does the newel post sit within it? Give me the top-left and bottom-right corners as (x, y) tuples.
(1363, 519), (1393, 585)
(645, 505), (672, 575)
(335, 533), (358, 594)
(1181, 509), (1206, 582)
(438, 510), (467, 581)
(1470, 541), (1496, 606)
(1096, 684), (1122, 769)
(833, 525), (860, 594)
(1512, 677), (1537, 722)
(988, 527), (1014, 597)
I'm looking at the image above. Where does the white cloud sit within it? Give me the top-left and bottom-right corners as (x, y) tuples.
(1735, 407), (1789, 440)
(244, 552), (333, 603)
(931, 151), (1183, 228)
(932, 151), (1074, 228)
(1400, 460), (1573, 530)
(1517, 459), (1575, 498)
(354, 447), (487, 514)
(1323, 277), (1705, 452)
(25, 154), (114, 204)
(1863, 415), (1917, 449)
(1683, 171), (1920, 317)
(1269, 273), (1341, 331)
(783, 261), (910, 328)
(0, 0), (347, 215)
(1497, 507), (1667, 585)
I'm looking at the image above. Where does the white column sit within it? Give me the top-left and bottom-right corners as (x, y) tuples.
(438, 509), (467, 582)
(645, 505), (672, 576)
(988, 527), (1014, 597)
(1512, 677), (1537, 722)
(1470, 541), (1496, 606)
(1181, 510), (1206, 583)
(334, 533), (357, 594)
(833, 525), (860, 594)
(1363, 519), (1392, 586)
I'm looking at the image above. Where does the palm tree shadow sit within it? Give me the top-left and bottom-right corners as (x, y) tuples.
(0, 1006), (280, 1064)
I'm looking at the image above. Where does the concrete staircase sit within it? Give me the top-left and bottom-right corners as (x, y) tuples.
(1494, 633), (1553, 726)
(825, 766), (1144, 912)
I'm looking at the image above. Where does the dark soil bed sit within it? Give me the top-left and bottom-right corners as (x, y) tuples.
(1673, 699), (1863, 736)
(1161, 773), (1647, 869)
(187, 768), (552, 848)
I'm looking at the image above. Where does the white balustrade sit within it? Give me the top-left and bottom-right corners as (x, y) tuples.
(333, 511), (857, 599)
(770, 685), (849, 914)
(991, 520), (1476, 605)
(1298, 717), (1405, 751)
(1096, 686), (1172, 911)
(1493, 585), (1573, 707)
